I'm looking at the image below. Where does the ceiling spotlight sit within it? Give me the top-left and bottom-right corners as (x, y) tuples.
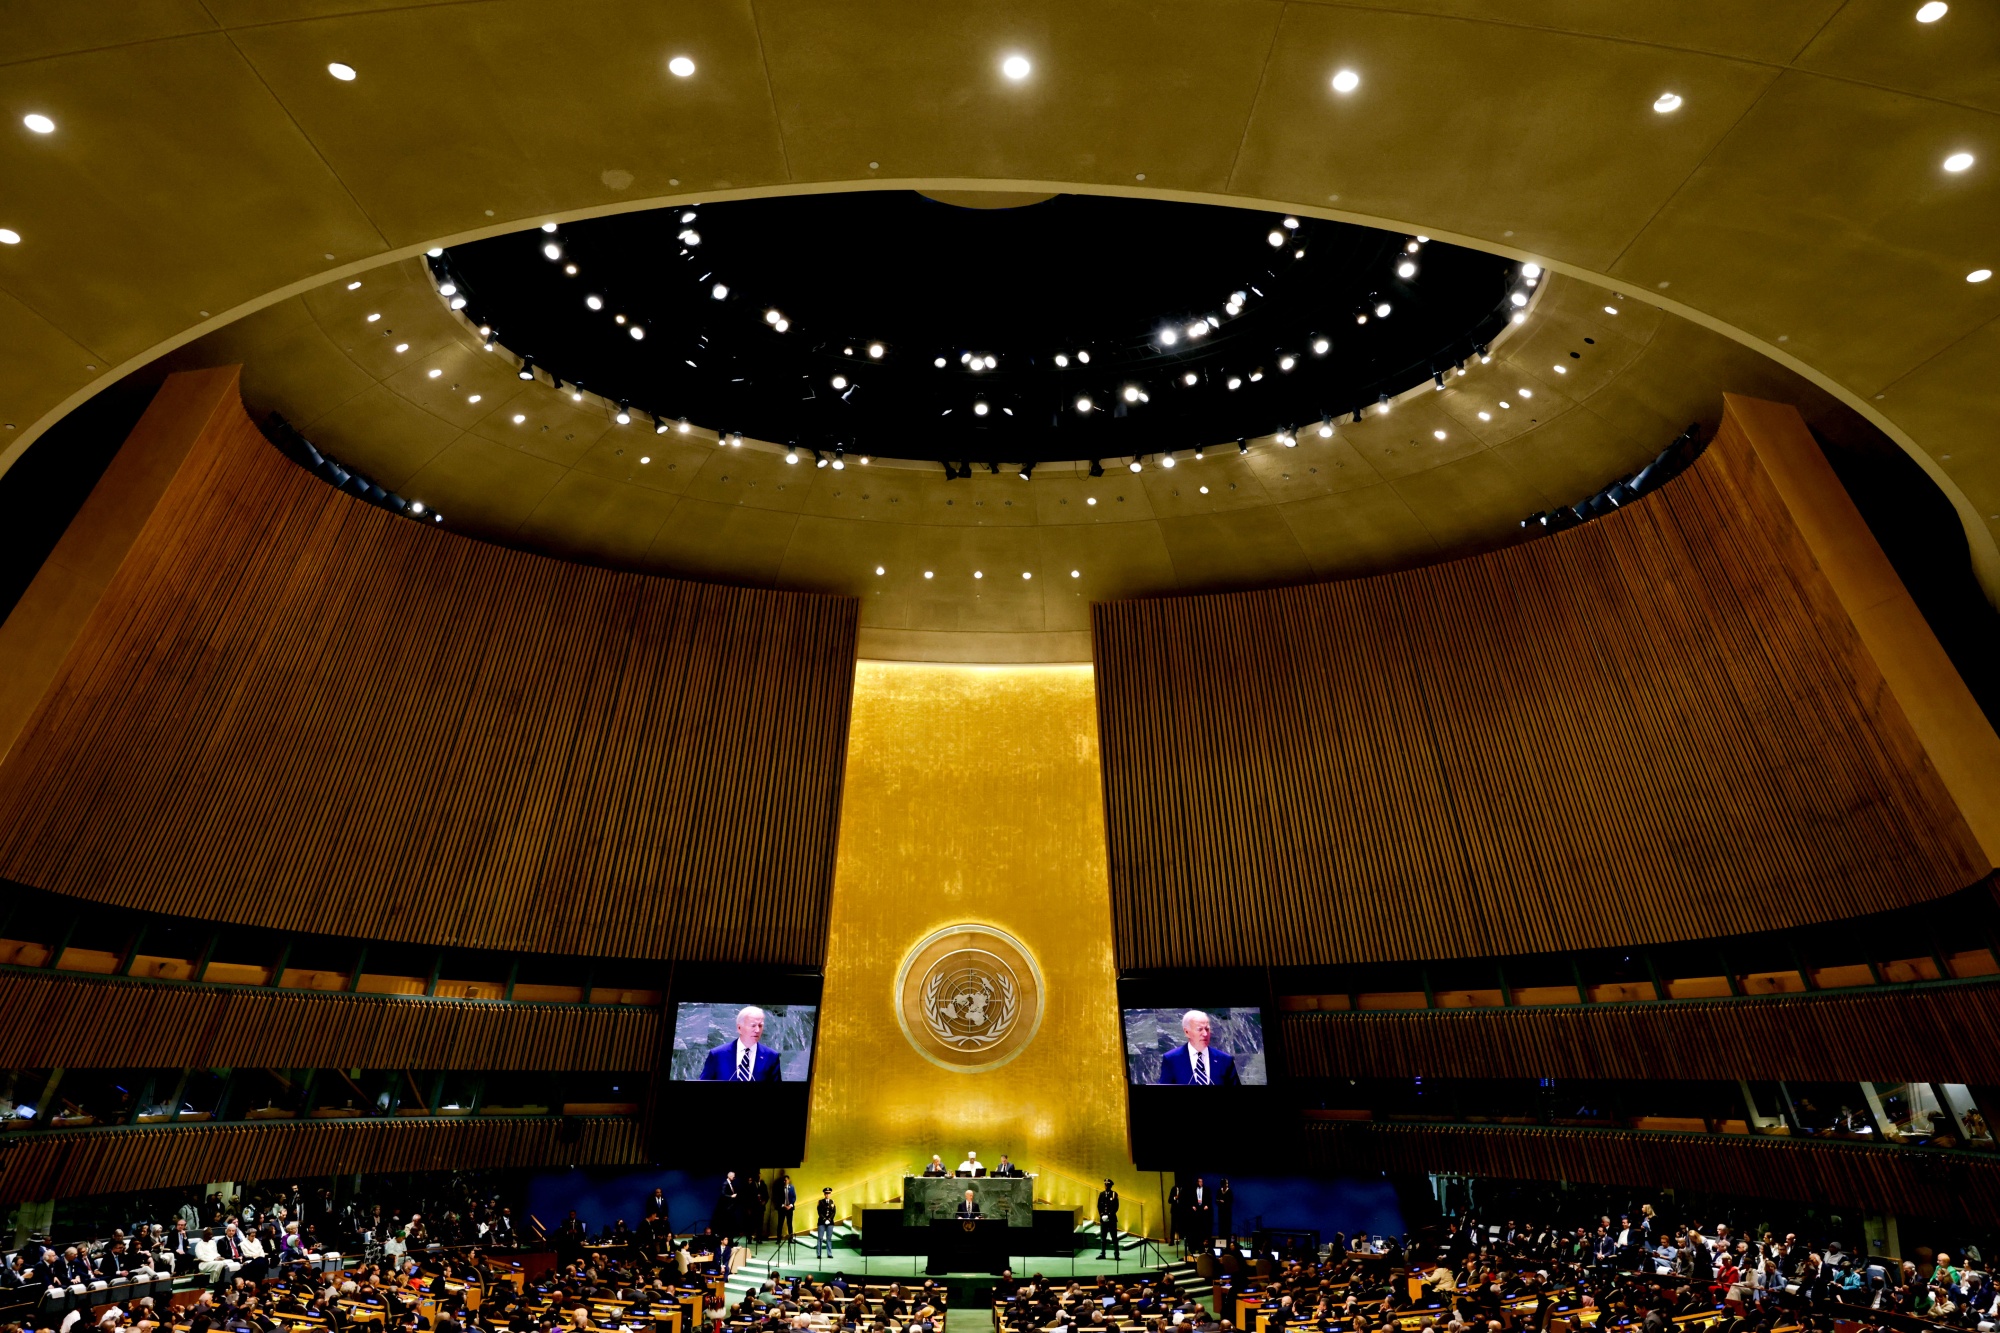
(1002, 54), (1032, 80)
(1129, 458), (1143, 472)
(438, 282), (457, 297)
(1159, 327), (1179, 345)
(1077, 350), (1090, 363)
(1604, 305), (1619, 315)
(1478, 411), (1491, 421)
(538, 222), (558, 235)
(1351, 408), (1363, 424)
(1510, 292), (1529, 307)
(1653, 91), (1683, 113)
(1280, 430), (1296, 448)
(572, 386), (585, 401)
(1279, 355), (1296, 371)
(765, 309), (782, 325)
(1944, 152), (1975, 173)
(681, 211), (697, 224)
(1319, 418), (1334, 438)
(449, 296), (466, 309)
(973, 401), (989, 416)
(1553, 364), (1568, 374)
(615, 404), (631, 425)
(1194, 446), (1205, 459)
(1054, 354), (1069, 367)
(639, 455), (651, 464)
(23, 114), (56, 134)
(1076, 396), (1093, 413)
(542, 242), (562, 260)
(785, 448), (799, 464)
(1523, 262), (1543, 278)
(1970, 268), (1993, 282)
(345, 280), (361, 290)
(832, 447), (846, 471)
(366, 312), (381, 322)
(1088, 460), (1104, 476)
(1160, 453), (1176, 469)
(564, 264), (577, 275)
(728, 433), (742, 446)
(815, 451), (828, 469)
(1267, 230), (1285, 247)
(1183, 372), (1197, 386)
(629, 326), (645, 340)
(868, 342), (885, 358)
(518, 361), (535, 380)
(1478, 347), (1492, 363)
(832, 375), (848, 389)
(512, 414), (526, 424)
(1917, 1), (1949, 18)
(711, 283), (729, 299)
(1312, 337), (1329, 355)
(1019, 462), (1034, 480)
(1519, 387), (1533, 397)
(654, 417), (669, 434)
(394, 343), (408, 353)
(427, 368), (442, 379)
(1187, 321), (1208, 338)
(467, 393), (482, 403)
(1331, 69), (1360, 94)
(1355, 312), (1368, 324)
(1374, 301), (1392, 317)
(1122, 385), (1140, 402)
(1397, 261), (1417, 278)
(327, 62), (357, 81)
(935, 356), (948, 368)
(875, 566), (885, 576)
(615, 314), (626, 324)
(668, 55), (696, 77)
(1433, 430), (1447, 441)
(1433, 371), (1446, 390)
(1378, 393), (1391, 413)
(1227, 376), (1242, 390)
(680, 228), (701, 245)
(983, 354), (997, 368)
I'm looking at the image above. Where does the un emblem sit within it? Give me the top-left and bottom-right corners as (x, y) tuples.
(895, 924), (1045, 1072)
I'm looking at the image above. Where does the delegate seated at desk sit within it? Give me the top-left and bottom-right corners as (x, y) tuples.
(922, 1156), (949, 1177)
(955, 1191), (982, 1218)
(955, 1151), (987, 1177)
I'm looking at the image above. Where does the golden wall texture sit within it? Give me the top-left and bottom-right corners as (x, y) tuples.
(799, 663), (1162, 1234)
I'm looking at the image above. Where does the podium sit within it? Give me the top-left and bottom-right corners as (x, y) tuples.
(902, 1175), (1033, 1227)
(926, 1218), (1011, 1274)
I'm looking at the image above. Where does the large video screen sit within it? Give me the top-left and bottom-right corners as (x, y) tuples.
(669, 1002), (819, 1082)
(1123, 1007), (1267, 1086)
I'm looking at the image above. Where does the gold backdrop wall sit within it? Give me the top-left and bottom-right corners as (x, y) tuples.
(799, 662), (1161, 1234)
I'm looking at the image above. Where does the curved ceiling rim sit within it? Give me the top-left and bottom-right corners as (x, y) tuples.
(8, 176), (1995, 606)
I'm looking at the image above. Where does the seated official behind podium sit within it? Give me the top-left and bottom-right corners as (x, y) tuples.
(1157, 1010), (1241, 1087)
(956, 1151), (987, 1177)
(956, 1190), (982, 1218)
(922, 1155), (949, 1177)
(697, 1005), (783, 1082)
(991, 1155), (1023, 1178)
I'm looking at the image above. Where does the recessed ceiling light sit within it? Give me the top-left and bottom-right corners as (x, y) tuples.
(1604, 305), (1619, 315)
(1075, 396), (1092, 413)
(427, 368), (442, 378)
(23, 114), (56, 134)
(394, 343), (408, 353)
(1397, 261), (1416, 278)
(513, 414), (526, 424)
(668, 56), (696, 77)
(1331, 69), (1360, 94)
(1001, 54), (1031, 81)
(467, 393), (481, 403)
(1227, 377), (1241, 390)
(934, 356), (947, 368)
(1553, 364), (1568, 374)
(1021, 571), (1033, 579)
(1433, 430), (1446, 440)
(586, 295), (603, 310)
(1917, 1), (1948, 20)
(1519, 388), (1533, 398)
(327, 62), (357, 81)
(711, 283), (728, 300)
(629, 326), (645, 340)
(366, 312), (380, 322)
(1477, 411), (1491, 421)
(973, 401), (989, 416)
(1122, 385), (1140, 402)
(1070, 570), (1080, 578)
(868, 342), (885, 358)
(640, 456), (650, 464)
(875, 566), (885, 576)
(1944, 151), (1975, 173)
(1653, 92), (1682, 113)
(1278, 355), (1296, 371)
(1182, 372), (1197, 386)
(1374, 301), (1392, 317)
(923, 570), (933, 579)
(1087, 497), (1097, 506)
(832, 375), (848, 389)
(1970, 269), (1993, 282)
(1312, 338), (1329, 355)
(974, 571), (984, 579)
(1267, 230), (1285, 247)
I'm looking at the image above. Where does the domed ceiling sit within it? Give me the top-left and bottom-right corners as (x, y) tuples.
(161, 190), (1894, 663)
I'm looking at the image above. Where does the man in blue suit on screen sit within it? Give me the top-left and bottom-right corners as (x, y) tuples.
(1156, 1010), (1240, 1086)
(698, 1005), (784, 1081)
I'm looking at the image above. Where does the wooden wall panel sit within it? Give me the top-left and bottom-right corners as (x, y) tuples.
(0, 972), (656, 1071)
(1094, 410), (1986, 969)
(1284, 981), (2000, 1084)
(0, 1116), (644, 1205)
(0, 373), (857, 963)
(1304, 1120), (1996, 1221)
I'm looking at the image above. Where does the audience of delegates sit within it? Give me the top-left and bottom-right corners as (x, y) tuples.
(994, 1268), (1213, 1333)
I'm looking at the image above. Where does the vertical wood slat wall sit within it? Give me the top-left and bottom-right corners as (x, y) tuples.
(0, 1116), (645, 1205)
(0, 380), (858, 964)
(1094, 421), (1986, 970)
(1281, 980), (2000, 1084)
(0, 972), (657, 1071)
(1302, 1121), (2000, 1220)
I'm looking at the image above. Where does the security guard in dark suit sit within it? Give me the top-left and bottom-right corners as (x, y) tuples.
(1096, 1180), (1120, 1259)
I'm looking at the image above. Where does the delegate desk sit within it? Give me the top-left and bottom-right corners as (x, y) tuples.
(925, 1217), (1013, 1275)
(902, 1176), (1033, 1227)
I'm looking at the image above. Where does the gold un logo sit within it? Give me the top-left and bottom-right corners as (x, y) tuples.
(894, 924), (1045, 1073)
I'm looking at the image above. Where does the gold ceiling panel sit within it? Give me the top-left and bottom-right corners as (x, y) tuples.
(8, 0), (1996, 632)
(1231, 7), (1783, 271)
